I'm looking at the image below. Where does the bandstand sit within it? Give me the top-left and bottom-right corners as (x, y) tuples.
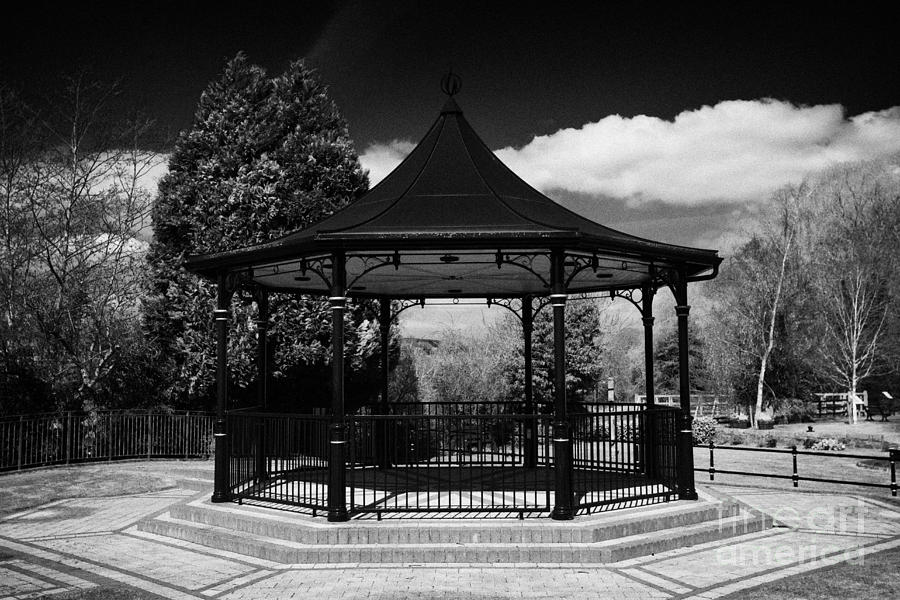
(184, 76), (721, 521)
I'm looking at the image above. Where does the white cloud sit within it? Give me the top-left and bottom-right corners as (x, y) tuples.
(496, 101), (900, 204)
(359, 139), (416, 186)
(360, 101), (900, 205)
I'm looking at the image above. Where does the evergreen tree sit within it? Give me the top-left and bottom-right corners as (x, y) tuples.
(144, 53), (377, 409)
(492, 298), (605, 409)
(653, 321), (708, 394)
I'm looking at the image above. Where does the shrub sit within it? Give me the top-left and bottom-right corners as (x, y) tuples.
(765, 437), (778, 448)
(586, 425), (611, 442)
(810, 438), (846, 451)
(728, 416), (750, 429)
(692, 416), (718, 445)
(728, 434), (745, 445)
(802, 438), (817, 449)
(616, 424), (640, 442)
(757, 418), (775, 430)
(774, 397), (815, 423)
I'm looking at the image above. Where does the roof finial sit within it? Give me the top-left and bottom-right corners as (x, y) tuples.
(440, 69), (462, 97)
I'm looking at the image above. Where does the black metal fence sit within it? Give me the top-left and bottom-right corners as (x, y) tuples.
(347, 413), (553, 515)
(0, 410), (215, 472)
(227, 412), (330, 513)
(697, 442), (898, 496)
(227, 404), (680, 517)
(572, 408), (678, 511)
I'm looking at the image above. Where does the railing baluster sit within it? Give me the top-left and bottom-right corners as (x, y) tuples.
(16, 416), (23, 471)
(891, 449), (897, 497)
(792, 445), (799, 487)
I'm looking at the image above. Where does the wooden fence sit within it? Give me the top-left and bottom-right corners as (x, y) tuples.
(634, 394), (725, 418)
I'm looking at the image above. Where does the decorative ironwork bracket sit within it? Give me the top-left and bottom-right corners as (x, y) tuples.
(564, 253), (599, 288)
(487, 297), (524, 323)
(300, 256), (334, 290)
(390, 297), (426, 323)
(654, 266), (687, 304)
(253, 255), (334, 289)
(609, 286), (656, 318)
(221, 270), (250, 303)
(484, 295), (553, 323)
(497, 252), (551, 288)
(347, 254), (396, 290)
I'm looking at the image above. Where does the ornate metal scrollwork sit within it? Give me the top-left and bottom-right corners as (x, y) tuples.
(391, 297), (426, 323)
(346, 254), (395, 289)
(486, 297), (524, 322)
(608, 263), (662, 319)
(564, 253), (599, 287)
(497, 252), (551, 288)
(222, 270), (252, 303)
(299, 256), (334, 290)
(654, 266), (687, 304)
(609, 287), (646, 314)
(532, 295), (553, 318)
(253, 255), (335, 289)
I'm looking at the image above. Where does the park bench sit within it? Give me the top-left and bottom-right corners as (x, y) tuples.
(866, 392), (894, 422)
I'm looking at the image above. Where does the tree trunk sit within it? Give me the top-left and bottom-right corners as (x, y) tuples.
(753, 233), (792, 429)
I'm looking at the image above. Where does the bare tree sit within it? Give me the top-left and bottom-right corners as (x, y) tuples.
(0, 89), (42, 348)
(812, 162), (896, 423)
(0, 76), (161, 411)
(708, 184), (807, 427)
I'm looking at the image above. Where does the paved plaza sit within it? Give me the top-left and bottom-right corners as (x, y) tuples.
(1, 473), (899, 599)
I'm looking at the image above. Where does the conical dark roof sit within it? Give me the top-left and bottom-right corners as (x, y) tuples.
(185, 95), (720, 297)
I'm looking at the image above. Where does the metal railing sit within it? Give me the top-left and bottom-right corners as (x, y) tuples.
(347, 413), (553, 516)
(697, 442), (898, 496)
(226, 404), (681, 517)
(0, 410), (215, 472)
(572, 408), (678, 511)
(228, 412), (330, 514)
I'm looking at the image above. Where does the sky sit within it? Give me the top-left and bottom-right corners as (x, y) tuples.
(3, 1), (898, 337)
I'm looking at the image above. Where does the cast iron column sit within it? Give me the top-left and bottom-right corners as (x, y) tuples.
(642, 285), (656, 409)
(550, 250), (574, 520)
(674, 272), (698, 500)
(641, 284), (657, 480)
(328, 252), (349, 521)
(255, 288), (269, 409)
(253, 288), (269, 484)
(378, 297), (392, 469)
(523, 295), (537, 469)
(212, 273), (234, 503)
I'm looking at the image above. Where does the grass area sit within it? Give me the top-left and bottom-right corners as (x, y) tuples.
(775, 418), (900, 442)
(722, 548), (900, 599)
(0, 460), (210, 517)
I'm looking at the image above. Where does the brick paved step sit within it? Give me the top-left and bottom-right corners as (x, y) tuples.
(162, 499), (740, 545)
(137, 510), (770, 564)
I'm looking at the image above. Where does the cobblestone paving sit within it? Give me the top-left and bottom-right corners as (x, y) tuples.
(0, 481), (898, 599)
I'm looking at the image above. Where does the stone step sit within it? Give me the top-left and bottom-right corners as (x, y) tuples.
(164, 499), (739, 545)
(137, 510), (770, 564)
(166, 464), (214, 479)
(172, 477), (214, 491)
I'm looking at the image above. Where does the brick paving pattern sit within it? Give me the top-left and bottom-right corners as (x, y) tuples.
(0, 466), (898, 599)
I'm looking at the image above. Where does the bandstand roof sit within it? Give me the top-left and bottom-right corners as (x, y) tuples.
(185, 85), (721, 298)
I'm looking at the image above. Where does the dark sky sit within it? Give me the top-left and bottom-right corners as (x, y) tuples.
(2, 1), (896, 150)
